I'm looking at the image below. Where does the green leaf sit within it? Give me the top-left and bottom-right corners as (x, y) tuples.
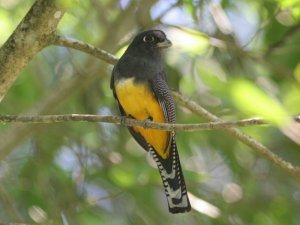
(169, 28), (209, 55)
(282, 83), (300, 114)
(109, 166), (135, 188)
(230, 79), (288, 125)
(278, 0), (300, 19)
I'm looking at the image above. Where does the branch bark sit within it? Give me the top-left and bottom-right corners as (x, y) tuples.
(53, 35), (118, 65)
(0, 114), (299, 131)
(0, 0), (64, 102)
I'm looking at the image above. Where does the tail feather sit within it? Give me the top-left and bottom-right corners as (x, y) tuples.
(149, 134), (191, 213)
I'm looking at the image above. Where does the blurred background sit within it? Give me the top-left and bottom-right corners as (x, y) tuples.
(0, 0), (300, 224)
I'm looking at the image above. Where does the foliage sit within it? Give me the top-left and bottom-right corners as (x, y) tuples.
(0, 0), (300, 224)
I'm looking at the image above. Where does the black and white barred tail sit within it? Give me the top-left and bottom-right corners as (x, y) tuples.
(149, 133), (191, 213)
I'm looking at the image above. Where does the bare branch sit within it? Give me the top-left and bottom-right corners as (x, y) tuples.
(0, 114), (299, 131)
(53, 35), (118, 65)
(0, 0), (64, 102)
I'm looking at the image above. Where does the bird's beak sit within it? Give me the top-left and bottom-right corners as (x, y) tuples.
(156, 39), (172, 48)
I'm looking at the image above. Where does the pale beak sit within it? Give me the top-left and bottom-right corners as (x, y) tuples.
(156, 39), (172, 48)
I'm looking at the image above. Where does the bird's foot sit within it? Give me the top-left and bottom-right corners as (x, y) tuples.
(120, 116), (130, 126)
(141, 117), (153, 129)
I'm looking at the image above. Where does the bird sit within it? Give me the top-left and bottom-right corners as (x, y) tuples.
(110, 30), (191, 213)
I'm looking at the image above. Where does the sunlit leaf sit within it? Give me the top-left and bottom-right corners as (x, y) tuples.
(282, 83), (300, 114)
(115, 45), (128, 58)
(294, 62), (300, 82)
(168, 28), (209, 55)
(0, 9), (14, 44)
(278, 0), (300, 19)
(109, 167), (135, 188)
(55, 0), (79, 10)
(230, 79), (288, 125)
(179, 74), (197, 95)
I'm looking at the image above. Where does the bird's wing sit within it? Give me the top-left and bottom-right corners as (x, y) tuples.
(149, 73), (191, 213)
(149, 72), (176, 124)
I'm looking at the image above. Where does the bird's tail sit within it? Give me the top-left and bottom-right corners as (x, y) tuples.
(149, 136), (191, 213)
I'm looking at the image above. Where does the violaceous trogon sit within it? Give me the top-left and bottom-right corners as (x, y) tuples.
(111, 30), (191, 213)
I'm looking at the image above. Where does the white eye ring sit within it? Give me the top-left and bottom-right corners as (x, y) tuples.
(143, 35), (155, 43)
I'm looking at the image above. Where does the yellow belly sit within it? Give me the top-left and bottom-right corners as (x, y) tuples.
(114, 77), (170, 158)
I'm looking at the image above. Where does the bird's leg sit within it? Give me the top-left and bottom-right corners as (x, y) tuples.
(120, 115), (131, 126)
(141, 116), (153, 129)
(120, 115), (152, 129)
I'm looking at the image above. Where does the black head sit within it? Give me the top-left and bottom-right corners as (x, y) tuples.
(126, 30), (172, 55)
(114, 30), (171, 80)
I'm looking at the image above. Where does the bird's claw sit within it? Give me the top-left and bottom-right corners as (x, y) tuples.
(120, 116), (130, 126)
(141, 117), (153, 129)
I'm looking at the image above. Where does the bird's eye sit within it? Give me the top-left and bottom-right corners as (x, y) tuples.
(143, 35), (155, 43)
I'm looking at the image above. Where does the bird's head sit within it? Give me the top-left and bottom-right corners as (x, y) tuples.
(128, 30), (172, 53)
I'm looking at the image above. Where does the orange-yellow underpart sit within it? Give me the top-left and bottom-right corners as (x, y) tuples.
(115, 77), (170, 159)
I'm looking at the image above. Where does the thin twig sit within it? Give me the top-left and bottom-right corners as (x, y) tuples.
(0, 114), (263, 130)
(0, 114), (299, 131)
(53, 35), (118, 65)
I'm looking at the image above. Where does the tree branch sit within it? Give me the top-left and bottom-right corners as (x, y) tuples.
(53, 35), (118, 65)
(0, 0), (64, 102)
(0, 114), (299, 131)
